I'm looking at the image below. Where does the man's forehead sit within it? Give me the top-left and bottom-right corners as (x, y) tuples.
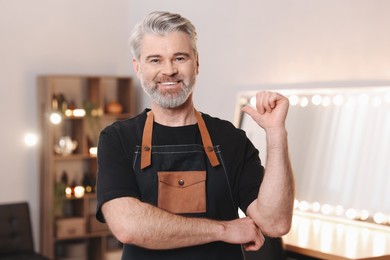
(139, 32), (195, 59)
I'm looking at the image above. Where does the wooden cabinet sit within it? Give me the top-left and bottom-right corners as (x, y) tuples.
(38, 75), (136, 259)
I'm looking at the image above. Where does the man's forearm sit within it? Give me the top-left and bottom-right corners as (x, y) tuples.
(102, 196), (264, 250)
(247, 128), (295, 236)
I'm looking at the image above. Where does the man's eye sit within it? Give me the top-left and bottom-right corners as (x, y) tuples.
(175, 56), (186, 62)
(149, 59), (160, 63)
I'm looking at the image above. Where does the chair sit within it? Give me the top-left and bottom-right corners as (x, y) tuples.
(244, 236), (286, 260)
(0, 202), (49, 260)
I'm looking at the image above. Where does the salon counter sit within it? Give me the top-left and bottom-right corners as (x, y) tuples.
(282, 211), (390, 260)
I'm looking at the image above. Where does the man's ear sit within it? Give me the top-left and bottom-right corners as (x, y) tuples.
(132, 58), (141, 79)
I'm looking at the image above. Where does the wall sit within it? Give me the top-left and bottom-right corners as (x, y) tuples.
(0, 0), (390, 251)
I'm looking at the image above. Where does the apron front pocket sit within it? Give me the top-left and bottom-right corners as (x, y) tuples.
(157, 171), (206, 214)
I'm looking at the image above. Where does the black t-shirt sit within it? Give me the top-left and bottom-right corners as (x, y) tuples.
(96, 109), (264, 258)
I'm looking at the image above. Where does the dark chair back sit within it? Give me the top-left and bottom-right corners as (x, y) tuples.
(0, 202), (49, 259)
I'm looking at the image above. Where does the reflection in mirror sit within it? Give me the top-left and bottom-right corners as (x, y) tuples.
(235, 86), (390, 226)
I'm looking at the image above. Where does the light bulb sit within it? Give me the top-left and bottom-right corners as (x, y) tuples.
(322, 96), (331, 107)
(294, 199), (299, 209)
(360, 210), (369, 221)
(333, 95), (344, 106)
(289, 95), (299, 106)
(73, 109), (86, 117)
(311, 95), (322, 106)
(373, 212), (387, 224)
(321, 204), (333, 215)
(24, 133), (38, 146)
(65, 187), (72, 199)
(50, 112), (62, 124)
(312, 202), (321, 212)
(74, 186), (85, 198)
(299, 201), (310, 211)
(335, 205), (344, 216)
(249, 96), (256, 107)
(300, 97), (309, 107)
(346, 208), (358, 219)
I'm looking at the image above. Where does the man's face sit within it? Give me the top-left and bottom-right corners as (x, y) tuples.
(133, 31), (199, 108)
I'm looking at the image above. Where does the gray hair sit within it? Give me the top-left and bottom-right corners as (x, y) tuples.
(129, 11), (198, 61)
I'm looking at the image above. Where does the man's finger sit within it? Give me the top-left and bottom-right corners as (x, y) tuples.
(242, 105), (260, 120)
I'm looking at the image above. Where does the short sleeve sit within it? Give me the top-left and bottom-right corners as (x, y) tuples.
(238, 138), (264, 213)
(96, 125), (140, 222)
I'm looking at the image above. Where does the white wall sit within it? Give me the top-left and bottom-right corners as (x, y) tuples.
(1, 0), (390, 251)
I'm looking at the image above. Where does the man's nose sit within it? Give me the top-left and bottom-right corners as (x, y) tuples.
(161, 61), (178, 75)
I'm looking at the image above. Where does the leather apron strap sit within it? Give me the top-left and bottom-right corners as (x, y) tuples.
(140, 111), (153, 169)
(195, 110), (220, 167)
(140, 110), (220, 169)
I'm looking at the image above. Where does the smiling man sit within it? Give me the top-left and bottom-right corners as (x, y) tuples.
(96, 11), (295, 260)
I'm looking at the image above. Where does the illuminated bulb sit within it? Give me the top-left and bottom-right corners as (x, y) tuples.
(50, 112), (62, 124)
(91, 108), (104, 117)
(346, 208), (358, 219)
(74, 186), (85, 198)
(360, 210), (370, 221)
(335, 205), (344, 216)
(298, 201), (310, 211)
(64, 109), (73, 117)
(321, 204), (333, 215)
(249, 96), (256, 107)
(65, 187), (72, 198)
(373, 212), (387, 224)
(289, 95), (299, 106)
(299, 97), (309, 107)
(239, 97), (248, 105)
(312, 202), (321, 212)
(73, 109), (86, 117)
(24, 133), (38, 146)
(294, 199), (299, 209)
(89, 147), (97, 156)
(333, 95), (344, 106)
(322, 96), (331, 107)
(311, 95), (322, 106)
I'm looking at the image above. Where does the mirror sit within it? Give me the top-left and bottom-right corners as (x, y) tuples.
(235, 86), (390, 225)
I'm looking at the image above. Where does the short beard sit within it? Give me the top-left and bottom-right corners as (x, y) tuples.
(140, 76), (196, 108)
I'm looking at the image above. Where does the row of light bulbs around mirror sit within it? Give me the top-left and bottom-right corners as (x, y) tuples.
(248, 92), (390, 108)
(294, 199), (390, 226)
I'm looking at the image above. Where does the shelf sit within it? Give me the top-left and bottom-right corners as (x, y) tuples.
(55, 230), (112, 242)
(39, 75), (135, 260)
(54, 154), (97, 161)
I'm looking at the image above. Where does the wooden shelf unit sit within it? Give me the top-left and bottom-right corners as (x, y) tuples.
(38, 75), (136, 259)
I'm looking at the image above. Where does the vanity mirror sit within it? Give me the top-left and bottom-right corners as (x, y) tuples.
(235, 86), (390, 225)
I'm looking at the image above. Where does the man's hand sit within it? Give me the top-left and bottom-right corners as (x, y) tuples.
(222, 217), (265, 251)
(242, 91), (289, 131)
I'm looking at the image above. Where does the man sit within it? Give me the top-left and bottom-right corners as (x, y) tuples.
(96, 11), (294, 259)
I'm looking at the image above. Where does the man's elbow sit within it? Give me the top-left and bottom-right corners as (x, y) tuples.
(114, 230), (132, 245)
(262, 218), (292, 237)
(112, 223), (156, 248)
